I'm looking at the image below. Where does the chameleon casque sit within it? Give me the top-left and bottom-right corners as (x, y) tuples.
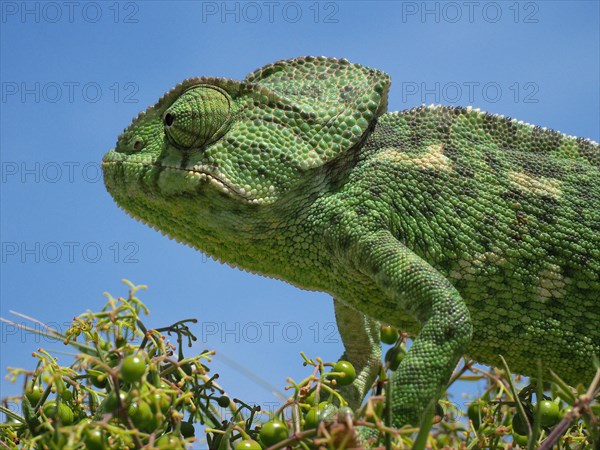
(102, 57), (600, 428)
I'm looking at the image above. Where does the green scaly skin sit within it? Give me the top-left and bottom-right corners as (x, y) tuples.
(102, 57), (600, 428)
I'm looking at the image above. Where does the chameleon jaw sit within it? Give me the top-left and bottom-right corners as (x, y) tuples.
(176, 163), (275, 205)
(102, 157), (268, 205)
(168, 164), (245, 200)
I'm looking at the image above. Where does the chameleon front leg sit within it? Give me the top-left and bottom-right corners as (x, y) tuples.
(350, 230), (473, 426)
(333, 299), (382, 409)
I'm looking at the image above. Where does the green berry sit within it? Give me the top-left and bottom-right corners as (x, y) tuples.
(560, 406), (572, 420)
(103, 391), (128, 413)
(384, 346), (406, 371)
(467, 401), (485, 429)
(217, 395), (230, 408)
(83, 428), (106, 450)
(43, 400), (74, 425)
(181, 362), (198, 376)
(127, 401), (138, 417)
(130, 400), (155, 431)
(259, 420), (289, 446)
(98, 338), (111, 351)
(512, 413), (529, 436)
(120, 354), (147, 383)
(337, 406), (354, 421)
(155, 433), (181, 447)
(380, 325), (399, 345)
(25, 382), (44, 406)
(513, 432), (529, 446)
(304, 408), (320, 429)
(304, 388), (330, 406)
(61, 389), (73, 402)
(535, 400), (560, 427)
(180, 421), (195, 438)
(148, 390), (171, 414)
(328, 361), (356, 386)
(234, 439), (262, 450)
(304, 402), (338, 429)
(88, 365), (107, 389)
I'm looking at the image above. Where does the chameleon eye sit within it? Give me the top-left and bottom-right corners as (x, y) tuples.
(163, 85), (232, 149)
(164, 113), (174, 127)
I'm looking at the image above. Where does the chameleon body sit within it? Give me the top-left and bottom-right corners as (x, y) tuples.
(102, 57), (600, 426)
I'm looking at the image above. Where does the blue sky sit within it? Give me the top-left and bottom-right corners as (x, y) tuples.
(1, 0), (598, 439)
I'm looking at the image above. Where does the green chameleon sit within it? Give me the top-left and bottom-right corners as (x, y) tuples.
(102, 56), (599, 428)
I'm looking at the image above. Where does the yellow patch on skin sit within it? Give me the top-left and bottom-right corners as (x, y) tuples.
(449, 252), (506, 281)
(378, 144), (454, 171)
(507, 171), (562, 199)
(536, 265), (566, 300)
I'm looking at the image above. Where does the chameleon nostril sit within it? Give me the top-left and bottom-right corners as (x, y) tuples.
(133, 139), (143, 150)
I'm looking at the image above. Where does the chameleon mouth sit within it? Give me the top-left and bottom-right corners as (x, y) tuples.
(101, 156), (254, 202)
(163, 164), (249, 199)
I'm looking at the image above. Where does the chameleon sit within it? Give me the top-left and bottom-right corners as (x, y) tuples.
(102, 56), (600, 428)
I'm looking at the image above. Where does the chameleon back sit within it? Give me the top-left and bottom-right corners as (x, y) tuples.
(362, 105), (599, 383)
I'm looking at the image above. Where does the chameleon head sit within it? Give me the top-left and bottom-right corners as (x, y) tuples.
(102, 80), (281, 206)
(102, 57), (390, 242)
